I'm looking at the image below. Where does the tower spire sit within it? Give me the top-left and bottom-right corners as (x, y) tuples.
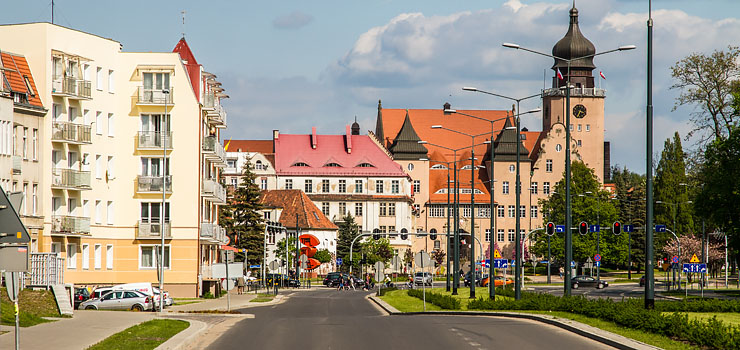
(181, 10), (186, 38)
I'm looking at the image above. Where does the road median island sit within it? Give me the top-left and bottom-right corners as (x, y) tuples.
(86, 319), (189, 350)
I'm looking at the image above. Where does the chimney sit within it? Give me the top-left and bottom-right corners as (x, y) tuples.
(311, 127), (317, 149)
(443, 102), (451, 111)
(273, 130), (279, 153)
(345, 125), (352, 154)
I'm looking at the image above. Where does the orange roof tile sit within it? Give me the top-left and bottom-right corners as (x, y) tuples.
(228, 140), (274, 154)
(259, 190), (338, 230)
(0, 51), (43, 109)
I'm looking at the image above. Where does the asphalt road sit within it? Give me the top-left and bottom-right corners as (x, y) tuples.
(208, 287), (615, 350)
(528, 282), (646, 300)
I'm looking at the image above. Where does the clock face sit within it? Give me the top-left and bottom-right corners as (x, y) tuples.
(573, 104), (587, 119)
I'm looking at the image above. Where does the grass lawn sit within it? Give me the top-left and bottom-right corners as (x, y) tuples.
(710, 289), (740, 297)
(250, 293), (275, 303)
(1, 288), (61, 327)
(87, 319), (189, 350)
(670, 312), (740, 327)
(379, 290), (442, 312)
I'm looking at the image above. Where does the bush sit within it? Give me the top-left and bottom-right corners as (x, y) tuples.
(202, 292), (215, 299)
(377, 287), (397, 296)
(407, 289), (461, 310)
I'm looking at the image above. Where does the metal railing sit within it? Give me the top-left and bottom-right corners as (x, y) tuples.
(28, 253), (65, 287)
(204, 92), (227, 125)
(202, 179), (227, 204)
(51, 215), (91, 235)
(137, 221), (172, 239)
(137, 131), (172, 149)
(52, 121), (92, 144)
(202, 136), (226, 164)
(136, 87), (174, 104)
(51, 168), (91, 190)
(51, 76), (91, 99)
(200, 222), (228, 244)
(136, 175), (172, 193)
(12, 155), (21, 174)
(543, 87), (606, 97)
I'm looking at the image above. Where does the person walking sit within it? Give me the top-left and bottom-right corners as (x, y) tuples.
(349, 276), (355, 291)
(237, 276), (246, 294)
(337, 276), (344, 291)
(559, 266), (564, 280)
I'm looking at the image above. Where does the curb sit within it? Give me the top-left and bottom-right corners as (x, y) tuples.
(154, 318), (208, 350)
(368, 296), (659, 350)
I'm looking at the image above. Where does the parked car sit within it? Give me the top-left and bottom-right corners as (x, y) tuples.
(464, 271), (482, 287)
(323, 272), (346, 287)
(571, 275), (608, 289)
(265, 274), (300, 287)
(350, 275), (365, 287)
(73, 287), (90, 309)
(80, 290), (153, 311)
(480, 276), (514, 287)
(91, 286), (113, 299)
(414, 272), (433, 286)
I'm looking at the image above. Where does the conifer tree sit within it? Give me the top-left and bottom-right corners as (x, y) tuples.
(335, 214), (361, 272)
(654, 132), (693, 247)
(219, 161), (264, 266)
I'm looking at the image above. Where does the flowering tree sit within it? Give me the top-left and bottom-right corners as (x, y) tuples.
(662, 234), (724, 279)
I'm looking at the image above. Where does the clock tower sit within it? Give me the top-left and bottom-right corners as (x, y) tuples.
(541, 4), (606, 182)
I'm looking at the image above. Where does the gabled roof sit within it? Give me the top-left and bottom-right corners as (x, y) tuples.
(227, 140), (274, 154)
(0, 51), (43, 109)
(172, 37), (201, 100)
(389, 110), (428, 160)
(259, 190), (338, 230)
(427, 166), (494, 204)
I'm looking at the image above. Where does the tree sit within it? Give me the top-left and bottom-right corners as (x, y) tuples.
(220, 161), (264, 266)
(335, 214), (361, 272)
(361, 238), (393, 266)
(314, 249), (332, 264)
(662, 234), (724, 280)
(431, 249), (446, 271)
(274, 236), (298, 269)
(403, 249), (414, 272)
(670, 46), (740, 142)
(654, 132), (694, 246)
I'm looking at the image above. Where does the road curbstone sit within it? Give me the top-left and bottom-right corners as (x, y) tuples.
(153, 318), (208, 350)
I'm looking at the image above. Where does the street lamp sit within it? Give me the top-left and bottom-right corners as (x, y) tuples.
(578, 191), (602, 280)
(656, 200), (692, 289)
(611, 196), (645, 280)
(503, 42), (635, 297)
(159, 88), (169, 313)
(420, 157), (456, 292)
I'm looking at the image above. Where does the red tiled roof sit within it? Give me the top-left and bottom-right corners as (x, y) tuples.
(0, 51), (43, 108)
(227, 140), (273, 154)
(274, 134), (407, 177)
(172, 38), (200, 100)
(428, 166), (494, 204)
(259, 190), (338, 230)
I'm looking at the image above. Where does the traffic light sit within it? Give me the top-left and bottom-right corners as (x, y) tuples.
(400, 234), (408, 240)
(429, 234), (437, 240)
(546, 222), (555, 236)
(373, 234), (380, 240)
(578, 221), (588, 235)
(613, 221), (621, 235)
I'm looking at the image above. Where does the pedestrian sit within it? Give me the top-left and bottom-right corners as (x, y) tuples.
(559, 266), (564, 280)
(349, 276), (355, 291)
(237, 276), (246, 294)
(337, 276), (344, 291)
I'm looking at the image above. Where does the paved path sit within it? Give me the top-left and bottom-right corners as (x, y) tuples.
(207, 287), (613, 350)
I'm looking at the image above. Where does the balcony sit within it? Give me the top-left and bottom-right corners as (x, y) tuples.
(51, 76), (92, 99)
(136, 131), (172, 150)
(51, 168), (91, 190)
(543, 87), (606, 98)
(12, 155), (21, 174)
(136, 87), (173, 105)
(201, 179), (226, 204)
(52, 121), (92, 144)
(137, 221), (172, 239)
(202, 136), (226, 166)
(136, 175), (172, 193)
(51, 215), (90, 235)
(200, 222), (228, 245)
(203, 93), (227, 126)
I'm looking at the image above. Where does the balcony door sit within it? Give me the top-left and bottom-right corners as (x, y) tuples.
(142, 73), (170, 102)
(141, 157), (170, 177)
(141, 202), (170, 224)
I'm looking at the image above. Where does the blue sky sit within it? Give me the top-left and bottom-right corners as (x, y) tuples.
(3, 0), (739, 174)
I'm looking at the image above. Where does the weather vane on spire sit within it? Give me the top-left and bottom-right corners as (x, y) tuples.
(181, 10), (187, 38)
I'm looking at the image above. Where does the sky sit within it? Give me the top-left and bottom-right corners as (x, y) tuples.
(2, 0), (740, 174)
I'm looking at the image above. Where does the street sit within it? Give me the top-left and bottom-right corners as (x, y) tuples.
(528, 282), (644, 300)
(208, 287), (614, 350)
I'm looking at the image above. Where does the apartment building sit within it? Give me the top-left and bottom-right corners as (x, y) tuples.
(223, 140), (276, 190)
(0, 23), (227, 297)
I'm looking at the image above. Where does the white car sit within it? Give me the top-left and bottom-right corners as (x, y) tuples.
(414, 272), (433, 286)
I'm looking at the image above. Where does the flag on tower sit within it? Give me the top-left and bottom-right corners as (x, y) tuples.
(557, 68), (564, 80)
(599, 71), (606, 79)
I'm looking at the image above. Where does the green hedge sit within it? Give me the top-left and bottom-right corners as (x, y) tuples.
(407, 289), (461, 310)
(377, 287), (397, 296)
(468, 293), (740, 349)
(655, 298), (740, 313)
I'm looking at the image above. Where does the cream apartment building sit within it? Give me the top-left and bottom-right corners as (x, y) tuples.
(0, 23), (228, 297)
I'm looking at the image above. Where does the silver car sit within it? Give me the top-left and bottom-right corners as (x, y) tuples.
(414, 272), (433, 286)
(80, 290), (153, 311)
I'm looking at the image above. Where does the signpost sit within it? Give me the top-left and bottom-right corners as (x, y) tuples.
(336, 258), (342, 267)
(414, 252), (431, 311)
(555, 225), (565, 233)
(672, 256), (679, 264)
(391, 256), (401, 272)
(624, 224), (634, 233)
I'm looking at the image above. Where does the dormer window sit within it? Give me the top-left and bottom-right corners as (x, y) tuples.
(324, 163), (341, 167)
(292, 162), (310, 167)
(430, 164), (447, 170)
(356, 163), (374, 168)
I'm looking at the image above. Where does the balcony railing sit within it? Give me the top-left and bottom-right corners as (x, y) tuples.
(136, 87), (174, 105)
(202, 179), (226, 204)
(202, 136), (226, 165)
(51, 215), (90, 235)
(52, 121), (92, 144)
(51, 168), (91, 190)
(136, 175), (172, 193)
(137, 131), (172, 149)
(51, 76), (92, 99)
(203, 92), (227, 126)
(200, 222), (228, 244)
(12, 155), (21, 174)
(543, 87), (606, 97)
(137, 221), (172, 239)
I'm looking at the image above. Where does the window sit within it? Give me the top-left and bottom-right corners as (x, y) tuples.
(230, 177), (238, 186)
(509, 165), (515, 173)
(107, 156), (114, 179)
(375, 181), (384, 194)
(106, 244), (113, 269)
(267, 230), (275, 244)
(478, 207), (490, 218)
(355, 180), (363, 193)
(531, 206), (538, 218)
(304, 180), (312, 193)
(431, 164), (447, 170)
(22, 127), (27, 159)
(508, 205), (515, 218)
(434, 241), (441, 250)
(107, 201), (114, 224)
(107, 113), (114, 136)
(260, 178), (267, 190)
(140, 157), (170, 177)
(379, 226), (386, 233)
(354, 203), (363, 217)
(391, 180), (399, 194)
(413, 180), (420, 193)
(485, 229), (491, 242)
(339, 202), (347, 215)
(531, 182), (538, 194)
(20, 183), (27, 215)
(497, 206), (505, 218)
(586, 124), (590, 132)
(508, 229), (515, 242)
(577, 139), (582, 147)
(140, 202), (170, 223)
(226, 159), (237, 169)
(263, 211), (271, 221)
(82, 244), (90, 269)
(388, 225), (395, 233)
(32, 184), (37, 215)
(556, 144), (562, 152)
(569, 124), (574, 131)
(577, 124), (582, 132)
(255, 160), (264, 170)
(462, 205), (471, 218)
(546, 159), (553, 172)
(520, 205), (526, 218)
(413, 204), (420, 216)
(96, 112), (103, 134)
(95, 155), (102, 179)
(379, 203), (387, 216)
(139, 245), (170, 269)
(321, 202), (329, 216)
(67, 243), (77, 268)
(321, 179), (329, 193)
(32, 128), (37, 160)
(96, 67), (103, 90)
(356, 163), (374, 168)
(95, 200), (102, 224)
(82, 199), (89, 217)
(285, 179), (293, 190)
(338, 180), (346, 193)
(94, 244), (102, 269)
(107, 69), (114, 92)
(82, 153), (90, 172)
(497, 229), (505, 242)
(544, 182), (551, 194)
(502, 181), (509, 194)
(292, 162), (309, 167)
(388, 203), (396, 216)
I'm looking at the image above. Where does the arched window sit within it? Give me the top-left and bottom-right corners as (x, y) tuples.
(255, 160), (264, 170)
(291, 162), (309, 167)
(400, 228), (408, 233)
(430, 228), (437, 233)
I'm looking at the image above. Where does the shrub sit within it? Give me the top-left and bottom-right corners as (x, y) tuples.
(407, 289), (461, 310)
(377, 287), (397, 296)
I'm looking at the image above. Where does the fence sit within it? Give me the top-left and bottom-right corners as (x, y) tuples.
(27, 253), (65, 288)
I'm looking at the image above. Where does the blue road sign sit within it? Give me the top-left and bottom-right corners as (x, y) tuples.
(672, 256), (679, 263)
(493, 259), (508, 269)
(624, 225), (634, 233)
(484, 259), (490, 268)
(336, 258), (343, 266)
(655, 225), (667, 232)
(682, 263), (707, 273)
(594, 254), (602, 262)
(249, 265), (261, 268)
(556, 225), (565, 233)
(571, 261), (576, 268)
(590, 225), (601, 233)
(540, 260), (549, 264)
(596, 261), (601, 267)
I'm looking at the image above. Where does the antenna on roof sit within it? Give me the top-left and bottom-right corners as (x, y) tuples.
(181, 10), (186, 38)
(51, 0), (54, 24)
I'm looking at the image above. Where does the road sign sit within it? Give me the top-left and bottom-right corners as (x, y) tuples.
(590, 225), (600, 233)
(682, 263), (707, 274)
(594, 254), (602, 262)
(571, 261), (576, 268)
(655, 225), (666, 233)
(4, 272), (20, 301)
(689, 254), (700, 263)
(374, 261), (385, 272)
(269, 260), (279, 271)
(391, 256), (401, 270)
(595, 261), (601, 267)
(493, 259), (508, 269)
(624, 225), (634, 233)
(299, 254), (309, 263)
(249, 265), (261, 268)
(414, 251), (432, 268)
(336, 258), (343, 266)
(556, 225), (565, 233)
(493, 249), (502, 259)
(0, 190), (31, 244)
(672, 256), (679, 263)
(0, 246), (28, 272)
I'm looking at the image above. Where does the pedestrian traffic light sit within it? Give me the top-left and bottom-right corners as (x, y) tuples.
(546, 222), (555, 236)
(578, 221), (588, 235)
(429, 234), (437, 240)
(400, 233), (408, 240)
(613, 221), (621, 235)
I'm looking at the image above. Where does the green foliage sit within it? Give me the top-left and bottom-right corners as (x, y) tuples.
(87, 319), (190, 350)
(403, 249), (414, 269)
(361, 237), (393, 266)
(377, 286), (397, 296)
(431, 249), (446, 268)
(654, 132), (694, 248)
(314, 249), (332, 264)
(611, 168), (647, 272)
(336, 214), (361, 272)
(406, 289), (461, 310)
(274, 236), (298, 268)
(220, 161), (265, 266)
